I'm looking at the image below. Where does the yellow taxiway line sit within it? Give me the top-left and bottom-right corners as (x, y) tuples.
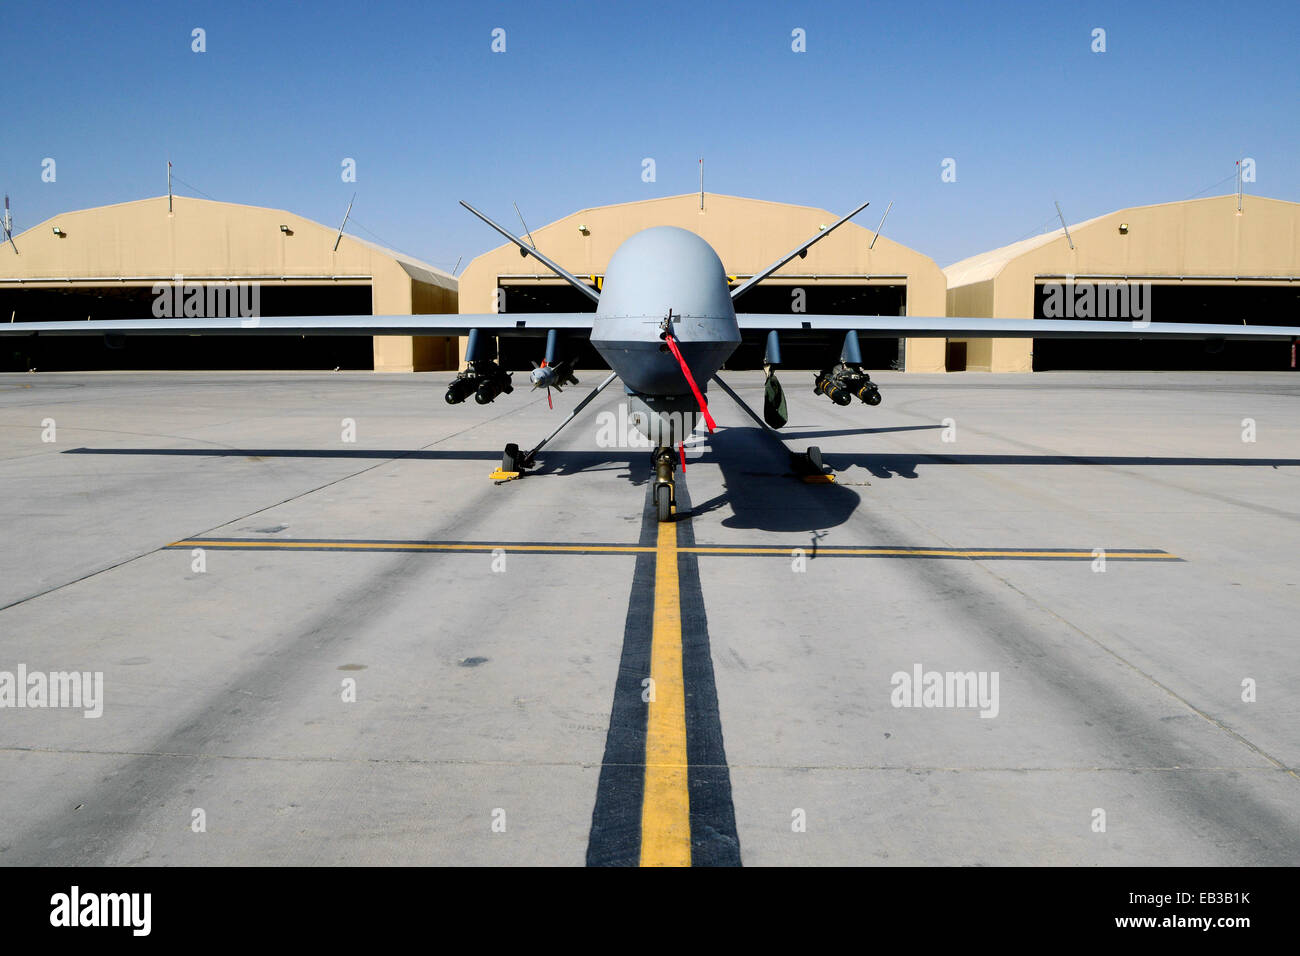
(170, 539), (654, 554)
(639, 518), (692, 867)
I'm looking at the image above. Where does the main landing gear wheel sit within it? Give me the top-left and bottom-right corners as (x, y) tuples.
(502, 443), (521, 472)
(806, 445), (823, 473)
(790, 444), (834, 482)
(790, 444), (823, 474)
(491, 443), (527, 481)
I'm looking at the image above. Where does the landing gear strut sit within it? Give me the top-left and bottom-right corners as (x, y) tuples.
(653, 446), (677, 522)
(490, 371), (619, 482)
(710, 373), (835, 482)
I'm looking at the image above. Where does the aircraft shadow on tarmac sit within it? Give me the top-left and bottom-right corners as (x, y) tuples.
(65, 439), (1300, 534)
(775, 424), (944, 440)
(822, 451), (1300, 480)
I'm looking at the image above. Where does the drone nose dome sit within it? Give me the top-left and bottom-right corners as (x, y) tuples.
(597, 227), (733, 319)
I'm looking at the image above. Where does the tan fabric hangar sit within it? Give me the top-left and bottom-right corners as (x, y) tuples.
(456, 192), (950, 373)
(944, 195), (1300, 372)
(0, 195), (458, 372)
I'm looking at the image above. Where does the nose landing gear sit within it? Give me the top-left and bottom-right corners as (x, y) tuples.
(653, 446), (677, 522)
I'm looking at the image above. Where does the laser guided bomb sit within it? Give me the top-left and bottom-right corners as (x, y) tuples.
(448, 326), (579, 408)
(529, 358), (578, 391)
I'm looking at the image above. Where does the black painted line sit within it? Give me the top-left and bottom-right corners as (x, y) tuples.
(168, 537), (643, 548)
(169, 543), (651, 556)
(674, 479), (742, 867)
(586, 482), (658, 867)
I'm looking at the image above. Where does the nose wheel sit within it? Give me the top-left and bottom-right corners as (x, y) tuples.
(653, 446), (676, 522)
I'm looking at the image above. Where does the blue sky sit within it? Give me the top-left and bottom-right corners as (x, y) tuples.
(4, 0), (1296, 269)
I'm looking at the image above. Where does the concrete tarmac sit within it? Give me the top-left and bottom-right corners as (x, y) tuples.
(0, 370), (1297, 865)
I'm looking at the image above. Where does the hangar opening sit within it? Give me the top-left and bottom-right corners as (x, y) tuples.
(728, 281), (906, 370)
(1, 284), (374, 371)
(0, 195), (459, 374)
(1031, 282), (1299, 370)
(494, 278), (601, 372)
(944, 195), (1300, 373)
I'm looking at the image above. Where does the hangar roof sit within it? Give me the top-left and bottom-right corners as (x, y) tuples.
(458, 191), (949, 316)
(945, 194), (1300, 288)
(465, 191), (940, 277)
(346, 233), (452, 288)
(1, 195), (454, 291)
(943, 212), (1110, 287)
